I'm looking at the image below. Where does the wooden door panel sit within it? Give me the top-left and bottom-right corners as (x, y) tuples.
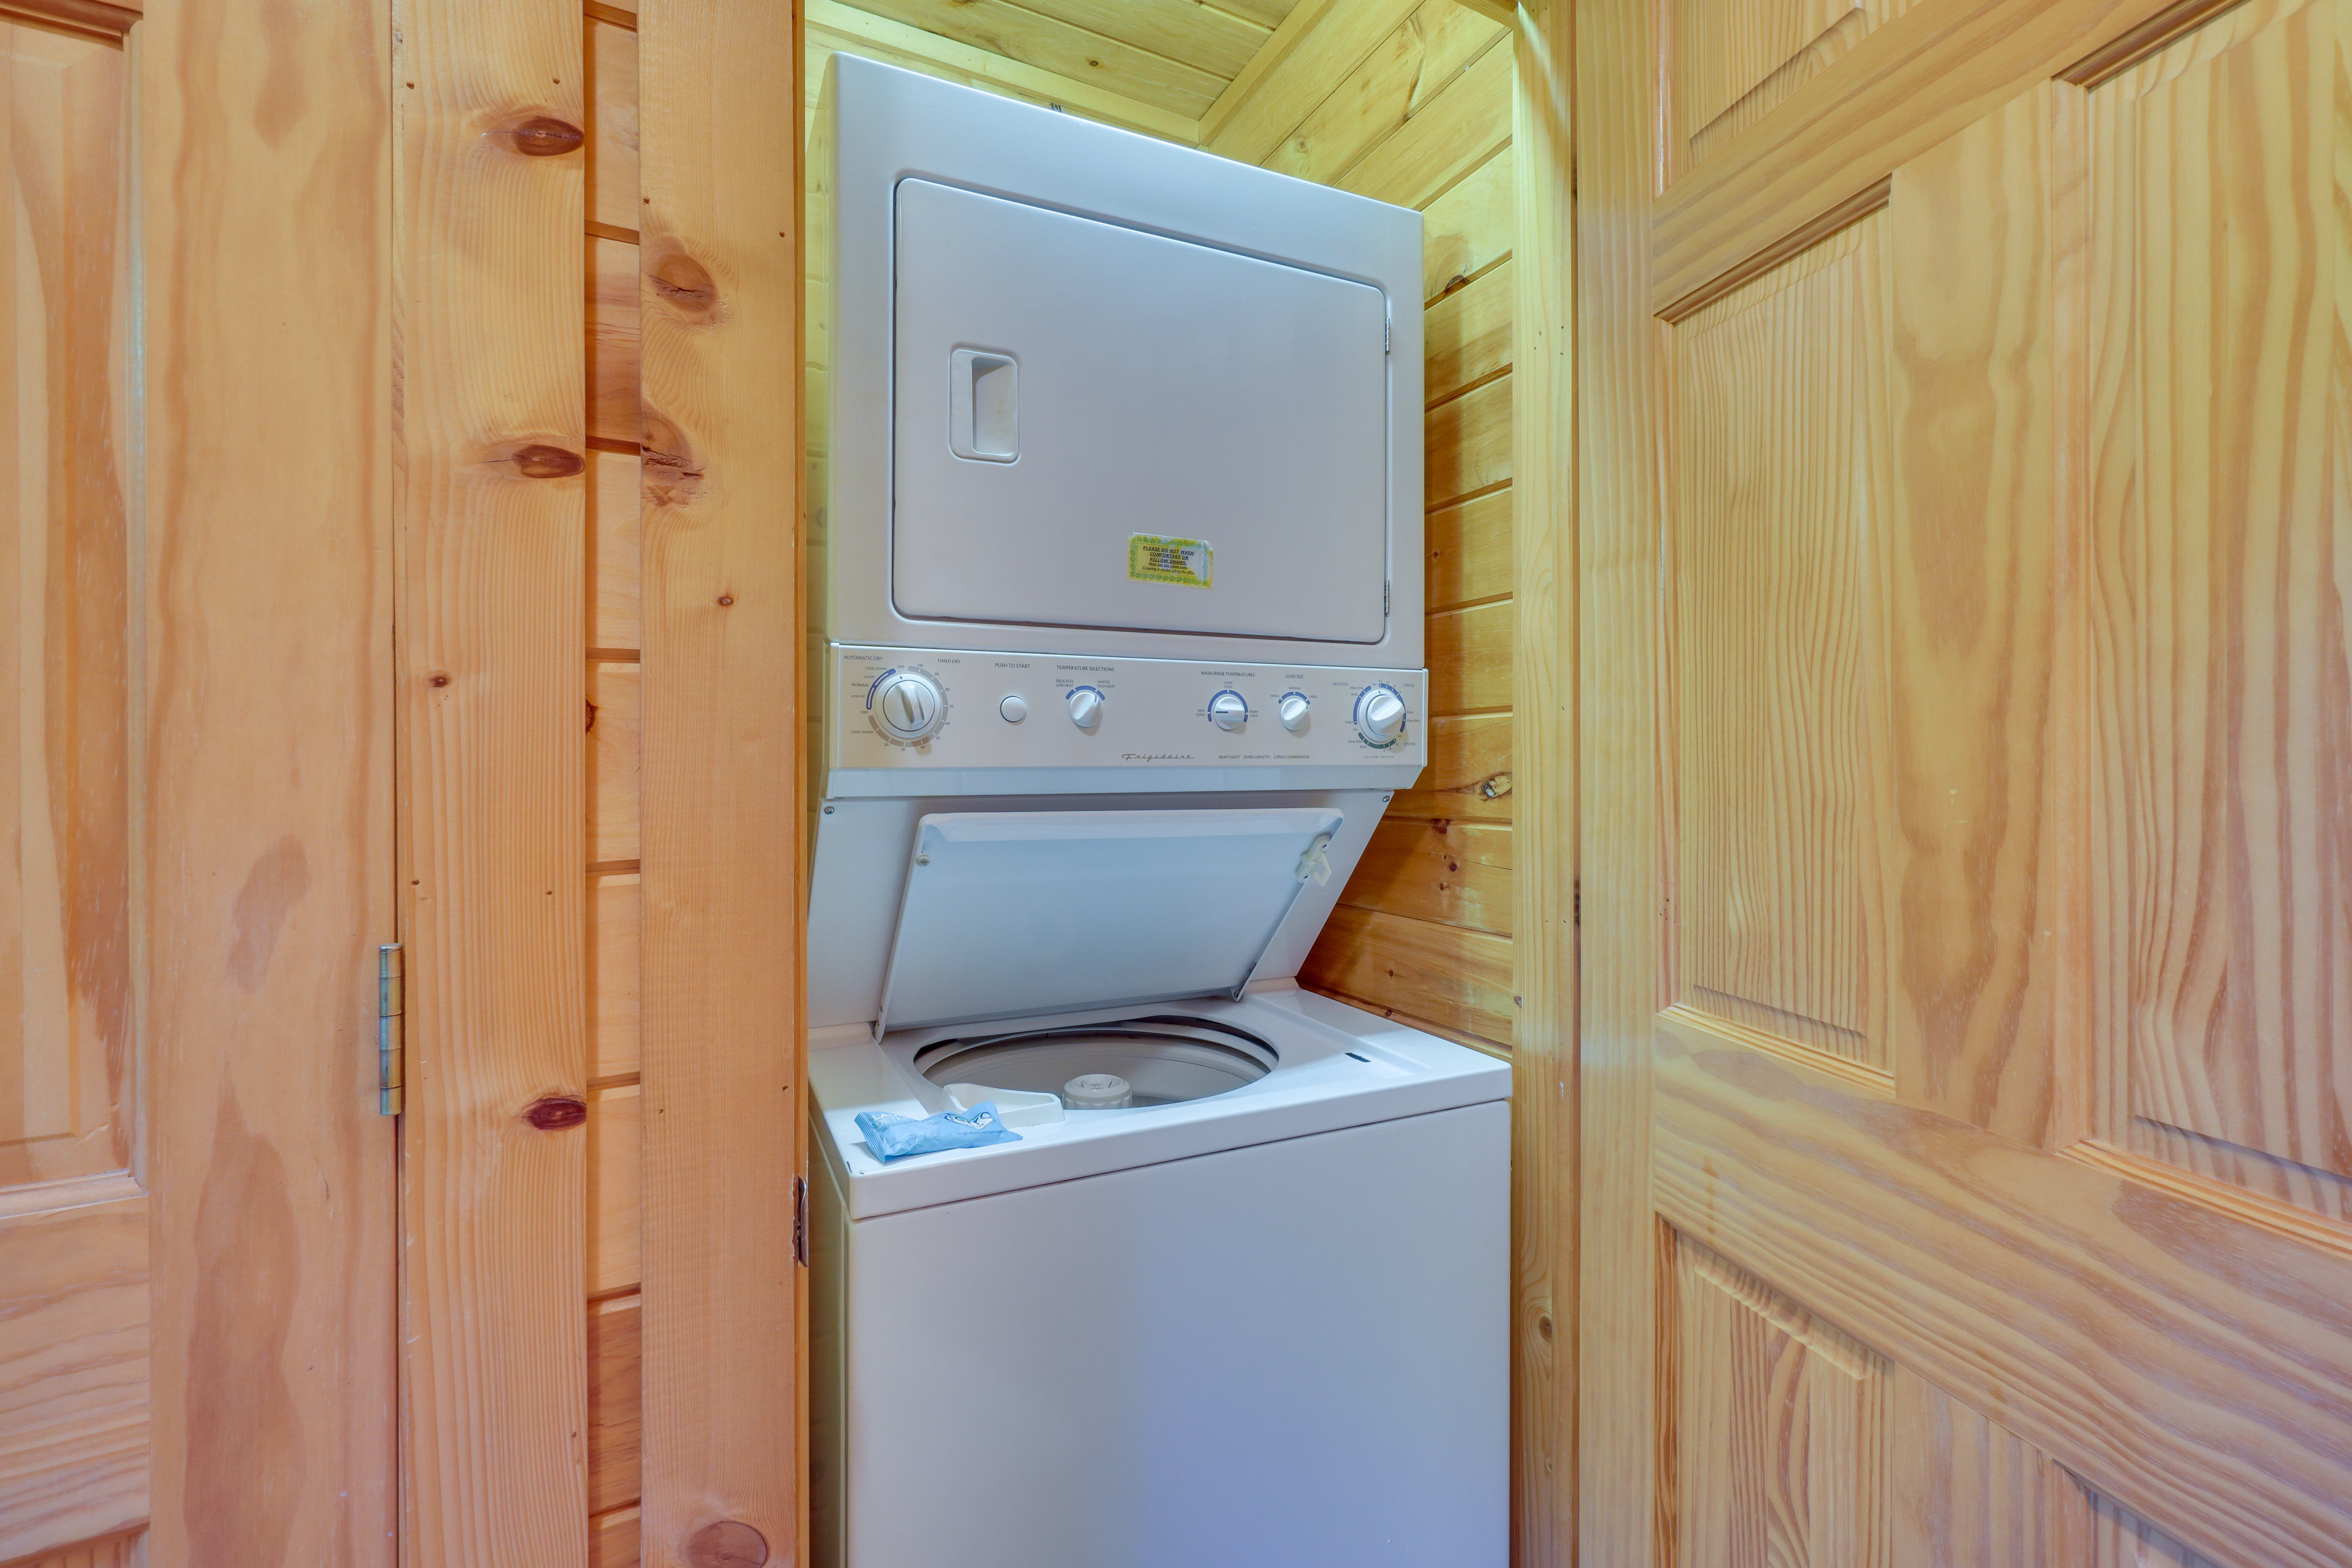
(0, 18), (143, 1558)
(1675, 0), (1901, 174)
(2086, 0), (2352, 1196)
(1670, 216), (1888, 1069)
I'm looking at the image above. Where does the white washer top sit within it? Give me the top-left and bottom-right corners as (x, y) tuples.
(809, 983), (1511, 1219)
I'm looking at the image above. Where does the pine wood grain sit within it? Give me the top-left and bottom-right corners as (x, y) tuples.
(839, 0), (1227, 116)
(1298, 905), (1515, 1045)
(590, 233), (641, 448)
(1014, 0), (1271, 81)
(587, 1082), (641, 1296)
(2087, 0), (2352, 1191)
(1425, 369), (1512, 508)
(1426, 487), (1513, 610)
(1341, 818), (1513, 935)
(1391, 713), (1515, 824)
(1422, 144), (1513, 302)
(1651, 0), (2223, 312)
(1880, 85), (2060, 1144)
(1425, 255), (1513, 404)
(394, 0), (590, 1555)
(1509, 11), (1578, 1557)
(589, 872), (643, 1083)
(1574, 0), (1665, 1561)
(1261, 1), (1503, 188)
(636, 0), (804, 1561)
(1684, 9), (1871, 175)
(1653, 1020), (2352, 1568)
(1667, 1234), (1893, 1568)
(1893, 1374), (2078, 1566)
(9, 1527), (146, 1568)
(1671, 221), (1884, 1068)
(589, 18), (639, 233)
(1338, 34), (1510, 209)
(590, 450), (643, 650)
(589, 662), (642, 866)
(590, 1506), (641, 1568)
(587, 1294), (644, 1516)
(1202, 0), (1420, 164)
(1428, 599), (1513, 714)
(138, 0), (402, 1557)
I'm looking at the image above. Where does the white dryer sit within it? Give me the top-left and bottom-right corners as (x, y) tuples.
(807, 56), (1509, 1568)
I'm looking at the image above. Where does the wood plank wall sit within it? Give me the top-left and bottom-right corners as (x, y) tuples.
(1232, 4), (1521, 1052)
(583, 2), (645, 1561)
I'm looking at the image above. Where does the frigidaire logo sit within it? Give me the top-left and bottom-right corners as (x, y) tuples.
(1122, 752), (1194, 762)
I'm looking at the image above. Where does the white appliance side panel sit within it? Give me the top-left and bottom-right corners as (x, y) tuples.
(893, 179), (1390, 644)
(839, 1101), (1509, 1568)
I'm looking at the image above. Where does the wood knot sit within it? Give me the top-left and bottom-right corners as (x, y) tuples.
(511, 443), (584, 480)
(649, 250), (718, 320)
(1477, 771), (1512, 801)
(427, 672), (451, 688)
(1537, 1313), (1554, 1341)
(716, 593), (734, 607)
(497, 115), (584, 156)
(639, 412), (704, 505)
(684, 1520), (769, 1567)
(523, 1096), (587, 1131)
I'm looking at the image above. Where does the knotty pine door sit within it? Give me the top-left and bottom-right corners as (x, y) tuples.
(2, 0), (400, 1563)
(1578, 0), (2352, 1562)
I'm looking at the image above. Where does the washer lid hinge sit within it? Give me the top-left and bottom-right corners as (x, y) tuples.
(377, 943), (404, 1117)
(793, 1176), (810, 1267)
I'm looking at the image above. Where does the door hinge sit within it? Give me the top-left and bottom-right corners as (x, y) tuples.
(1384, 580), (1392, 617)
(793, 1175), (810, 1267)
(377, 942), (404, 1116)
(1384, 312), (1392, 355)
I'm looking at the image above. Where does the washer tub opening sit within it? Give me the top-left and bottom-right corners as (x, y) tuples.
(914, 1014), (1276, 1109)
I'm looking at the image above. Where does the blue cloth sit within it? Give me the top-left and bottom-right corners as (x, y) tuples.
(855, 1102), (1022, 1162)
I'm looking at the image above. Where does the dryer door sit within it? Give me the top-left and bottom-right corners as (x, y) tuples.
(892, 179), (1391, 644)
(875, 807), (1344, 1031)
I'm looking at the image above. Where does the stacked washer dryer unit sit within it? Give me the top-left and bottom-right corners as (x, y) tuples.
(808, 55), (1509, 1568)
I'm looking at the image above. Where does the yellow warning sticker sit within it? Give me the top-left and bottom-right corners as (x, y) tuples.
(1128, 534), (1214, 589)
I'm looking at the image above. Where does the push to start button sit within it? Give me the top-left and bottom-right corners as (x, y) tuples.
(1000, 694), (1028, 723)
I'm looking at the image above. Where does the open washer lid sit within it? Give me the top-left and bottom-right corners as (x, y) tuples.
(875, 807), (1343, 1032)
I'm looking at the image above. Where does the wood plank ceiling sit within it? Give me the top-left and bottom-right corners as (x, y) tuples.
(815, 0), (1312, 142)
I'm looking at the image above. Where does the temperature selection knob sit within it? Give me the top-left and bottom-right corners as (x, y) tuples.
(1066, 687), (1105, 729)
(1354, 684), (1408, 747)
(872, 669), (946, 744)
(1208, 691), (1249, 732)
(1276, 693), (1311, 734)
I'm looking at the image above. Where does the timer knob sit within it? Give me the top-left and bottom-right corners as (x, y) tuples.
(1066, 687), (1105, 729)
(1277, 693), (1311, 733)
(1208, 692), (1249, 732)
(872, 669), (946, 744)
(1354, 685), (1408, 746)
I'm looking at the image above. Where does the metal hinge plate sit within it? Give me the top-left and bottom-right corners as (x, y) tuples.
(377, 943), (404, 1116)
(793, 1176), (810, 1267)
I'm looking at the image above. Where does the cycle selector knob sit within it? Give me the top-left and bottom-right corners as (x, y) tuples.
(1066, 687), (1105, 729)
(872, 669), (946, 744)
(1208, 691), (1249, 732)
(1276, 693), (1311, 733)
(1354, 685), (1408, 747)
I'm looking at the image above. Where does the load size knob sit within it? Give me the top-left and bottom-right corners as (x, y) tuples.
(1354, 685), (1408, 747)
(1208, 691), (1249, 732)
(871, 669), (946, 744)
(1276, 693), (1311, 734)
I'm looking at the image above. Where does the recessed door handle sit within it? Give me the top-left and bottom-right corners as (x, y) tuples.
(949, 349), (1017, 462)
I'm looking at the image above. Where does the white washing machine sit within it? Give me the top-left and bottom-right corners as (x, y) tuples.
(807, 56), (1509, 1568)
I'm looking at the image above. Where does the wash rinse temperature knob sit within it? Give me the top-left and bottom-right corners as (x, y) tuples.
(870, 668), (947, 744)
(1354, 683), (1408, 747)
(1208, 691), (1249, 731)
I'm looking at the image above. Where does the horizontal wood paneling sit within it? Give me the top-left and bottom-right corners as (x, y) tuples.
(586, 1082), (639, 1298)
(588, 18), (638, 233)
(1424, 144), (1513, 300)
(1202, 0), (1420, 165)
(1427, 371), (1512, 507)
(1427, 487), (1512, 610)
(1012, 0), (1271, 81)
(1426, 256), (1513, 402)
(1392, 713), (1514, 823)
(1262, 2), (1503, 187)
(839, 0), (1228, 117)
(589, 873), (641, 1083)
(1341, 818), (1513, 935)
(588, 1293), (641, 1515)
(588, 662), (640, 867)
(1299, 905), (1515, 1044)
(589, 450), (641, 652)
(589, 235), (639, 449)
(590, 1506), (640, 1568)
(1339, 35), (1510, 208)
(1430, 600), (1513, 712)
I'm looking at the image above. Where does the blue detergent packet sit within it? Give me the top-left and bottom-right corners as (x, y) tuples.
(854, 1102), (1022, 1162)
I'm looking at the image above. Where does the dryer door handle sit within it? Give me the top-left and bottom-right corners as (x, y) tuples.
(949, 348), (1019, 462)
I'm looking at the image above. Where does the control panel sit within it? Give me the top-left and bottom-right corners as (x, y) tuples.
(830, 645), (1426, 772)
